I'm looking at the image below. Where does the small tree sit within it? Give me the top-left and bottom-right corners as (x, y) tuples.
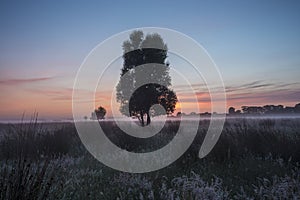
(228, 107), (235, 115)
(95, 106), (106, 120)
(90, 112), (97, 120)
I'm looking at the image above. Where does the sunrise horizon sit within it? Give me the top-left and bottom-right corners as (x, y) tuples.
(1, 1), (299, 121)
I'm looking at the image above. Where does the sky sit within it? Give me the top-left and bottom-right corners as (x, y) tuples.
(0, 0), (299, 120)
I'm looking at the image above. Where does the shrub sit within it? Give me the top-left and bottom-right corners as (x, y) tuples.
(160, 172), (229, 200)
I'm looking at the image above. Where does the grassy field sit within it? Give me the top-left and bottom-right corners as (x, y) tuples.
(0, 117), (299, 199)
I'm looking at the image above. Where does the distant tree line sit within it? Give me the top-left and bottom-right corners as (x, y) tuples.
(228, 103), (300, 115)
(176, 103), (300, 117)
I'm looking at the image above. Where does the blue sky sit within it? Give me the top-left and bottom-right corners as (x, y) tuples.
(0, 0), (299, 119)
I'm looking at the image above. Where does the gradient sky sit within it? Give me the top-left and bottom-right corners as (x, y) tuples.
(0, 0), (299, 120)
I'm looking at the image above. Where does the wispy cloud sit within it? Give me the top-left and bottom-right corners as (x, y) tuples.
(228, 89), (300, 102)
(177, 80), (300, 106)
(225, 80), (298, 93)
(26, 87), (113, 104)
(0, 77), (55, 85)
(174, 80), (299, 95)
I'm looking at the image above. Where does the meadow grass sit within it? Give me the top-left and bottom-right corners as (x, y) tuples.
(0, 117), (299, 199)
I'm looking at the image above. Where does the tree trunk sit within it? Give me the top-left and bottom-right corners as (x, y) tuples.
(146, 111), (151, 125)
(140, 111), (144, 126)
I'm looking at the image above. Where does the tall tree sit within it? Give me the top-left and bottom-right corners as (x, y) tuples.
(116, 30), (177, 126)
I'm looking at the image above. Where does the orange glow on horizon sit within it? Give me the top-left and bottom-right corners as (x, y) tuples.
(0, 83), (299, 120)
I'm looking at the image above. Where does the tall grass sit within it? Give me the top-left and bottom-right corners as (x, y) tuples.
(0, 114), (71, 199)
(0, 116), (79, 160)
(0, 158), (60, 200)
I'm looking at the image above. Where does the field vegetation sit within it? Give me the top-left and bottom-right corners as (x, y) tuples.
(0, 117), (299, 199)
